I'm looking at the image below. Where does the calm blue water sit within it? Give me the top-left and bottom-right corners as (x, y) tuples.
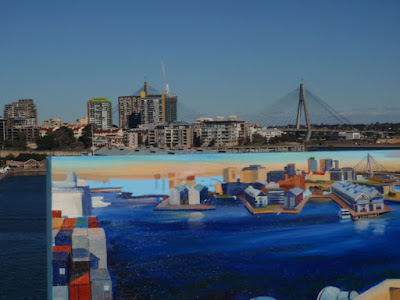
(0, 176), (46, 300)
(93, 193), (400, 300)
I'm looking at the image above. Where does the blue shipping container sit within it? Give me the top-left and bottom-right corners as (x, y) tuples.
(90, 253), (100, 269)
(52, 251), (70, 286)
(55, 230), (73, 246)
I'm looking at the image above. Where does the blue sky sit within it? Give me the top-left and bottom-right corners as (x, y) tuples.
(1, 1), (399, 124)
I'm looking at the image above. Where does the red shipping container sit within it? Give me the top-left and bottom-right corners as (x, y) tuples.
(87, 217), (98, 228)
(53, 245), (72, 254)
(52, 210), (62, 218)
(69, 272), (91, 300)
(62, 218), (77, 230)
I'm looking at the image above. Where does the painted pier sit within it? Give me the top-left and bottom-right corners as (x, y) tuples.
(239, 195), (310, 215)
(154, 198), (216, 211)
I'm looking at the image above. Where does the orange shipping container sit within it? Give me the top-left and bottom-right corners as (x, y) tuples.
(52, 210), (62, 218)
(52, 218), (65, 230)
(53, 245), (72, 254)
(88, 218), (98, 228)
(62, 218), (77, 230)
(69, 272), (91, 300)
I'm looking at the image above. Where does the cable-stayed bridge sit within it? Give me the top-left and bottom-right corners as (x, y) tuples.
(178, 83), (352, 141)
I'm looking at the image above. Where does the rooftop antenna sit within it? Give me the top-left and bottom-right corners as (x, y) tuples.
(161, 61), (170, 94)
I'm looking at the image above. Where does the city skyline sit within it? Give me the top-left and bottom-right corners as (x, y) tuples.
(1, 1), (400, 124)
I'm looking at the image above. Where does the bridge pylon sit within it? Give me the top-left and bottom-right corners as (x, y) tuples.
(296, 83), (312, 141)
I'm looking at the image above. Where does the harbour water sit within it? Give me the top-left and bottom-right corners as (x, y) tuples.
(94, 190), (400, 300)
(0, 176), (46, 299)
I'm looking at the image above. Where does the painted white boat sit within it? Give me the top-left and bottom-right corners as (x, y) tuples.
(338, 208), (351, 219)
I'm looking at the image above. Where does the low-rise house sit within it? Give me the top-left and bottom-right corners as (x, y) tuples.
(169, 185), (189, 205)
(331, 182), (385, 213)
(188, 184), (209, 205)
(244, 186), (268, 208)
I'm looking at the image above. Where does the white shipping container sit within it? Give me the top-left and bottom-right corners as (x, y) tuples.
(88, 228), (107, 268)
(90, 268), (113, 300)
(72, 228), (89, 250)
(53, 285), (68, 300)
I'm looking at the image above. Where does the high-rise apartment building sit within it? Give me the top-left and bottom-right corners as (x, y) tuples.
(4, 99), (38, 126)
(118, 82), (178, 129)
(88, 98), (112, 130)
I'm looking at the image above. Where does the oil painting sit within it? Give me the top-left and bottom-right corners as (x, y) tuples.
(49, 150), (400, 300)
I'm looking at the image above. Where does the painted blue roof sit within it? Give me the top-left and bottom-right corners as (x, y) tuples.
(175, 185), (188, 192)
(332, 182), (382, 202)
(242, 165), (265, 171)
(193, 184), (206, 191)
(288, 187), (303, 196)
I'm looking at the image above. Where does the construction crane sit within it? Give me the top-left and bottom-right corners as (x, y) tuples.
(161, 61), (170, 94)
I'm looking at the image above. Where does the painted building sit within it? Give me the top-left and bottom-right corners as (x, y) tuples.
(278, 174), (306, 193)
(240, 165), (267, 183)
(169, 185), (189, 205)
(284, 187), (304, 207)
(188, 184), (209, 205)
(267, 188), (285, 205)
(223, 167), (238, 183)
(244, 186), (268, 208)
(342, 167), (356, 181)
(331, 182), (385, 213)
(329, 168), (343, 181)
(308, 157), (318, 173)
(267, 170), (286, 183)
(284, 164), (296, 178)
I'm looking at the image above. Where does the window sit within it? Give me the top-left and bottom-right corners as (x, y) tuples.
(104, 285), (110, 291)
(59, 268), (65, 275)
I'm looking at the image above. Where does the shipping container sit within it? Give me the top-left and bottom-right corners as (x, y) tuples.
(53, 245), (72, 254)
(52, 210), (62, 218)
(69, 272), (91, 300)
(88, 228), (107, 268)
(53, 285), (68, 300)
(75, 217), (88, 228)
(52, 251), (70, 286)
(72, 248), (90, 262)
(52, 218), (65, 230)
(88, 216), (98, 228)
(61, 218), (77, 230)
(72, 228), (89, 250)
(55, 230), (73, 246)
(53, 230), (59, 246)
(90, 268), (113, 300)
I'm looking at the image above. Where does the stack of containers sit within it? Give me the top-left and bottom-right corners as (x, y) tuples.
(52, 251), (70, 300)
(52, 209), (111, 299)
(71, 228), (91, 296)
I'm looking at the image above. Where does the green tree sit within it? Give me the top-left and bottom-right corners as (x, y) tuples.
(79, 125), (94, 148)
(251, 133), (264, 144)
(208, 139), (216, 147)
(53, 126), (76, 148)
(36, 134), (57, 149)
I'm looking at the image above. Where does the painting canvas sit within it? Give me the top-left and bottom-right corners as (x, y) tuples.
(48, 150), (400, 300)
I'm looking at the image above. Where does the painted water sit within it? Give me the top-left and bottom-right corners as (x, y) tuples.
(93, 191), (400, 300)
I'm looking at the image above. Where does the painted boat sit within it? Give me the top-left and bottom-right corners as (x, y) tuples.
(338, 208), (351, 219)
